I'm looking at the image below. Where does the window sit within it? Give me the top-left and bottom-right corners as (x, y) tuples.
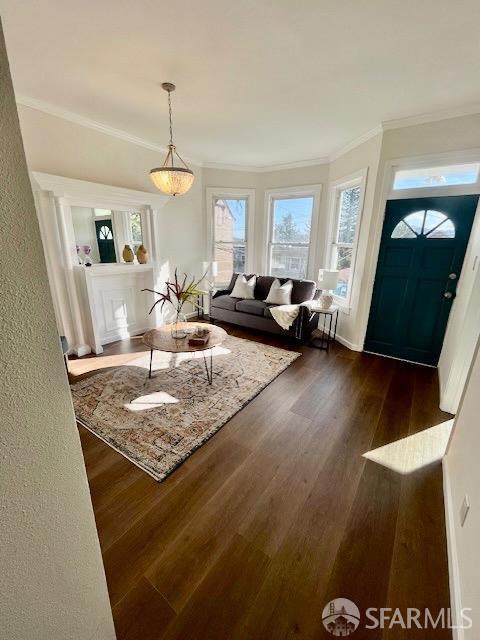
(392, 162), (480, 190)
(391, 210), (455, 239)
(99, 225), (113, 240)
(266, 188), (320, 280)
(328, 171), (367, 306)
(128, 212), (143, 252)
(208, 189), (255, 285)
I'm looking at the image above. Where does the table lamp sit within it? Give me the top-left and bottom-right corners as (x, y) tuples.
(202, 261), (218, 280)
(318, 269), (339, 309)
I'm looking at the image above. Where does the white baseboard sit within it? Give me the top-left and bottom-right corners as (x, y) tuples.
(334, 333), (362, 352)
(443, 457), (464, 640)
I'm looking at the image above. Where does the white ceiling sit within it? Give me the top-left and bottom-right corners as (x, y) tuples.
(2, 0), (480, 168)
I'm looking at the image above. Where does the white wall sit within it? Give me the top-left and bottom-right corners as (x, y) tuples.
(439, 202), (480, 412)
(18, 104), (205, 316)
(444, 337), (480, 639)
(18, 97), (480, 374)
(0, 23), (115, 640)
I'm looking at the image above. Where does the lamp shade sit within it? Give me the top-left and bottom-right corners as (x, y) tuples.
(318, 269), (339, 291)
(150, 167), (194, 196)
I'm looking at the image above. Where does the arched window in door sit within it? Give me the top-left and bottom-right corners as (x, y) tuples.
(99, 225), (113, 240)
(391, 209), (455, 239)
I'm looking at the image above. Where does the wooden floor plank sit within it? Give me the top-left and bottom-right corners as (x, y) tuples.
(71, 324), (453, 639)
(112, 577), (175, 640)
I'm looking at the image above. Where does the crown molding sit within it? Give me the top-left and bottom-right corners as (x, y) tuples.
(16, 93), (204, 166)
(203, 156), (329, 173)
(328, 125), (383, 162)
(16, 93), (480, 174)
(382, 102), (480, 131)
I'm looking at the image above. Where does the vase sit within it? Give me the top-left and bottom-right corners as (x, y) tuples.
(171, 312), (188, 339)
(136, 244), (148, 264)
(122, 244), (134, 263)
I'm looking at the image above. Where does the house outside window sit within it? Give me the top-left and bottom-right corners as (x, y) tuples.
(328, 170), (367, 308)
(207, 188), (255, 285)
(265, 186), (321, 281)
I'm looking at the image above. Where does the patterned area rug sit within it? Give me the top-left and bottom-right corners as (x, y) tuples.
(71, 335), (300, 481)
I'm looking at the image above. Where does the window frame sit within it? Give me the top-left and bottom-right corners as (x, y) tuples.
(327, 169), (368, 310)
(206, 187), (256, 286)
(264, 184), (322, 281)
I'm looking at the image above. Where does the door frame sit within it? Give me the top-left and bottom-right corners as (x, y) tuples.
(358, 148), (480, 411)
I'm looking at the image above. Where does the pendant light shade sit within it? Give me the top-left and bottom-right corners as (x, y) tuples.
(150, 83), (194, 197)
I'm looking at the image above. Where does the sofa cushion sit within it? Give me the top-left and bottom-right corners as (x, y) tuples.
(235, 299), (267, 317)
(263, 304), (277, 319)
(211, 294), (239, 312)
(230, 274), (256, 299)
(291, 279), (316, 304)
(265, 279), (293, 305)
(227, 273), (254, 293)
(255, 275), (275, 300)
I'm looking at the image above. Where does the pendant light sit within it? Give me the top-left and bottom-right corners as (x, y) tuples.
(150, 82), (194, 196)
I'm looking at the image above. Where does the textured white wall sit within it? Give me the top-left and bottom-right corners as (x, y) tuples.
(0, 22), (115, 640)
(445, 338), (480, 638)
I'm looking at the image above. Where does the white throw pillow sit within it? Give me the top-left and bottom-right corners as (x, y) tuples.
(264, 279), (293, 305)
(230, 274), (257, 299)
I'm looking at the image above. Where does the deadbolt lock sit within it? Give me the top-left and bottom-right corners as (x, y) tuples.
(444, 291), (453, 299)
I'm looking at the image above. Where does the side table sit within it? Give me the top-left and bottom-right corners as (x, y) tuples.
(310, 305), (339, 351)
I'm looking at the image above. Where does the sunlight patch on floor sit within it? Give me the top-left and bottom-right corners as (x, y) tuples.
(363, 419), (454, 475)
(124, 391), (179, 412)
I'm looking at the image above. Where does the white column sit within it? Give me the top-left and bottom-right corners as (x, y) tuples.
(54, 196), (91, 356)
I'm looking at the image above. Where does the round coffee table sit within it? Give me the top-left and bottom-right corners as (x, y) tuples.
(143, 322), (227, 384)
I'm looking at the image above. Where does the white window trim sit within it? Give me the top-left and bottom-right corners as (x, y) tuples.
(206, 187), (256, 286)
(388, 149), (480, 200)
(264, 184), (322, 280)
(326, 168), (368, 310)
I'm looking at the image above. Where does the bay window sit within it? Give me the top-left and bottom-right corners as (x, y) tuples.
(328, 170), (367, 307)
(266, 186), (321, 280)
(207, 188), (255, 285)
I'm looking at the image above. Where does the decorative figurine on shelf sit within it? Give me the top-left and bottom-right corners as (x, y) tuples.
(122, 244), (134, 263)
(76, 245), (83, 265)
(82, 245), (92, 267)
(136, 244), (148, 264)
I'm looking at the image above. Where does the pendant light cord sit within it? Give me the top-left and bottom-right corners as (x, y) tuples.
(167, 90), (174, 146)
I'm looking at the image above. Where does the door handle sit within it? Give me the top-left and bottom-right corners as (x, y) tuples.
(444, 291), (453, 299)
(448, 273), (457, 280)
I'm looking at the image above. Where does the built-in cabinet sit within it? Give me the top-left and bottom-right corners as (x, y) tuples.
(73, 264), (155, 353)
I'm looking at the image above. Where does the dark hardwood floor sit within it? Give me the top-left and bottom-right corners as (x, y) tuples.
(70, 323), (453, 639)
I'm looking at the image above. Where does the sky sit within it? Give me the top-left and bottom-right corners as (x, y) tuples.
(272, 197), (313, 233)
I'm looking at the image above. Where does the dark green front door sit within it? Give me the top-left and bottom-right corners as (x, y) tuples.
(95, 219), (117, 263)
(365, 195), (478, 366)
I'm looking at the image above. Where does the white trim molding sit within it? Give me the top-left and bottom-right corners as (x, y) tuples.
(205, 187), (256, 285)
(17, 93), (480, 173)
(325, 168), (368, 311)
(31, 172), (168, 354)
(263, 184), (322, 280)
(356, 147), (480, 352)
(443, 457), (464, 640)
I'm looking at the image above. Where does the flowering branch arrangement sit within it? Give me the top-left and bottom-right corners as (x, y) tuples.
(142, 268), (207, 316)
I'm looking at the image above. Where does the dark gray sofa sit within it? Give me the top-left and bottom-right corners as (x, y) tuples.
(209, 273), (320, 341)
